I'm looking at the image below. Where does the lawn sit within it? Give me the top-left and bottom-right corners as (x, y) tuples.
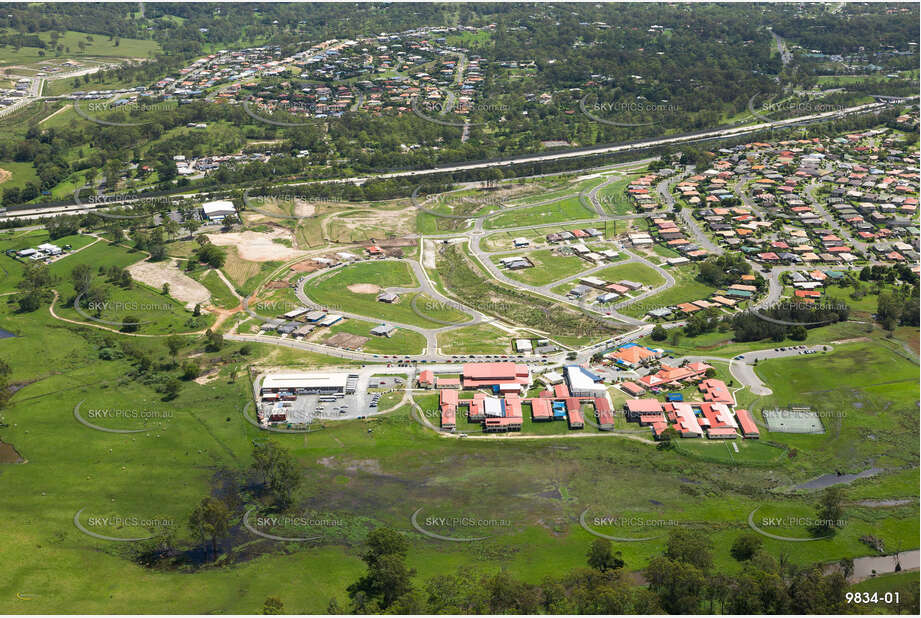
(0, 29), (160, 66)
(492, 249), (593, 287)
(195, 269), (240, 309)
(313, 317), (426, 355)
(483, 196), (595, 229)
(48, 241), (214, 335)
(304, 262), (464, 329)
(750, 339), (919, 475)
(619, 264), (715, 318)
(436, 323), (511, 355)
(0, 302), (916, 613)
(594, 262), (665, 287)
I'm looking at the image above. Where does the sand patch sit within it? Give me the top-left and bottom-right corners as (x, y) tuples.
(0, 168), (11, 185)
(292, 198), (315, 217)
(347, 283), (380, 294)
(127, 259), (210, 310)
(207, 230), (307, 262)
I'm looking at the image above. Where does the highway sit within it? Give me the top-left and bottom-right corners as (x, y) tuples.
(0, 100), (899, 222)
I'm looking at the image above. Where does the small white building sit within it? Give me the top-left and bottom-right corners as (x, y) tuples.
(514, 338), (533, 353)
(37, 243), (62, 255)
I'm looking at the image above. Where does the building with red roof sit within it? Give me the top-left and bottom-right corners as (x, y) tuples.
(619, 381), (645, 396)
(417, 370), (434, 388)
(439, 388), (458, 430)
(435, 376), (460, 389)
(461, 362), (531, 393)
(594, 397), (613, 430)
(638, 362), (712, 389)
(735, 409), (760, 439)
(530, 397), (553, 421)
(699, 378), (734, 404)
(624, 398), (664, 421)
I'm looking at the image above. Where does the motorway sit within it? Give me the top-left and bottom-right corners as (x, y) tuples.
(0, 100), (901, 222)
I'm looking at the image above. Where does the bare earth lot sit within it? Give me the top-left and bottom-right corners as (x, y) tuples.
(127, 259), (210, 309)
(207, 230), (308, 262)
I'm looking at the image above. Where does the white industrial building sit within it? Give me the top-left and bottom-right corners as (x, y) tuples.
(201, 199), (237, 221)
(260, 372), (350, 396)
(565, 365), (608, 397)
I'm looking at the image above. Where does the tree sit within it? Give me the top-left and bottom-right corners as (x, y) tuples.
(161, 282), (170, 295)
(71, 263), (93, 294)
(347, 527), (415, 611)
(188, 496), (230, 558)
(650, 323), (667, 341)
(261, 597), (284, 614)
(812, 487), (844, 536)
(183, 218), (201, 239)
(644, 556), (706, 614)
(165, 335), (183, 361)
(730, 533), (763, 561)
(664, 528), (713, 570)
(0, 357), (11, 411)
(205, 329), (224, 352)
(587, 538), (624, 572)
(790, 324), (808, 341)
(656, 426), (679, 450)
(182, 361), (200, 380)
(163, 377), (182, 401)
(121, 315), (141, 333)
(251, 441), (302, 508)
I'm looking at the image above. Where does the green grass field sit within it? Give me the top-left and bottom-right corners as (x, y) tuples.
(492, 249), (593, 287)
(619, 264), (715, 318)
(0, 296), (916, 613)
(0, 29), (160, 66)
(483, 196), (595, 229)
(594, 261), (665, 287)
(436, 322), (511, 355)
(304, 262), (469, 330)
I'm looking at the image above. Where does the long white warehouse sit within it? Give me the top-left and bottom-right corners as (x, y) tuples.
(260, 372), (350, 395)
